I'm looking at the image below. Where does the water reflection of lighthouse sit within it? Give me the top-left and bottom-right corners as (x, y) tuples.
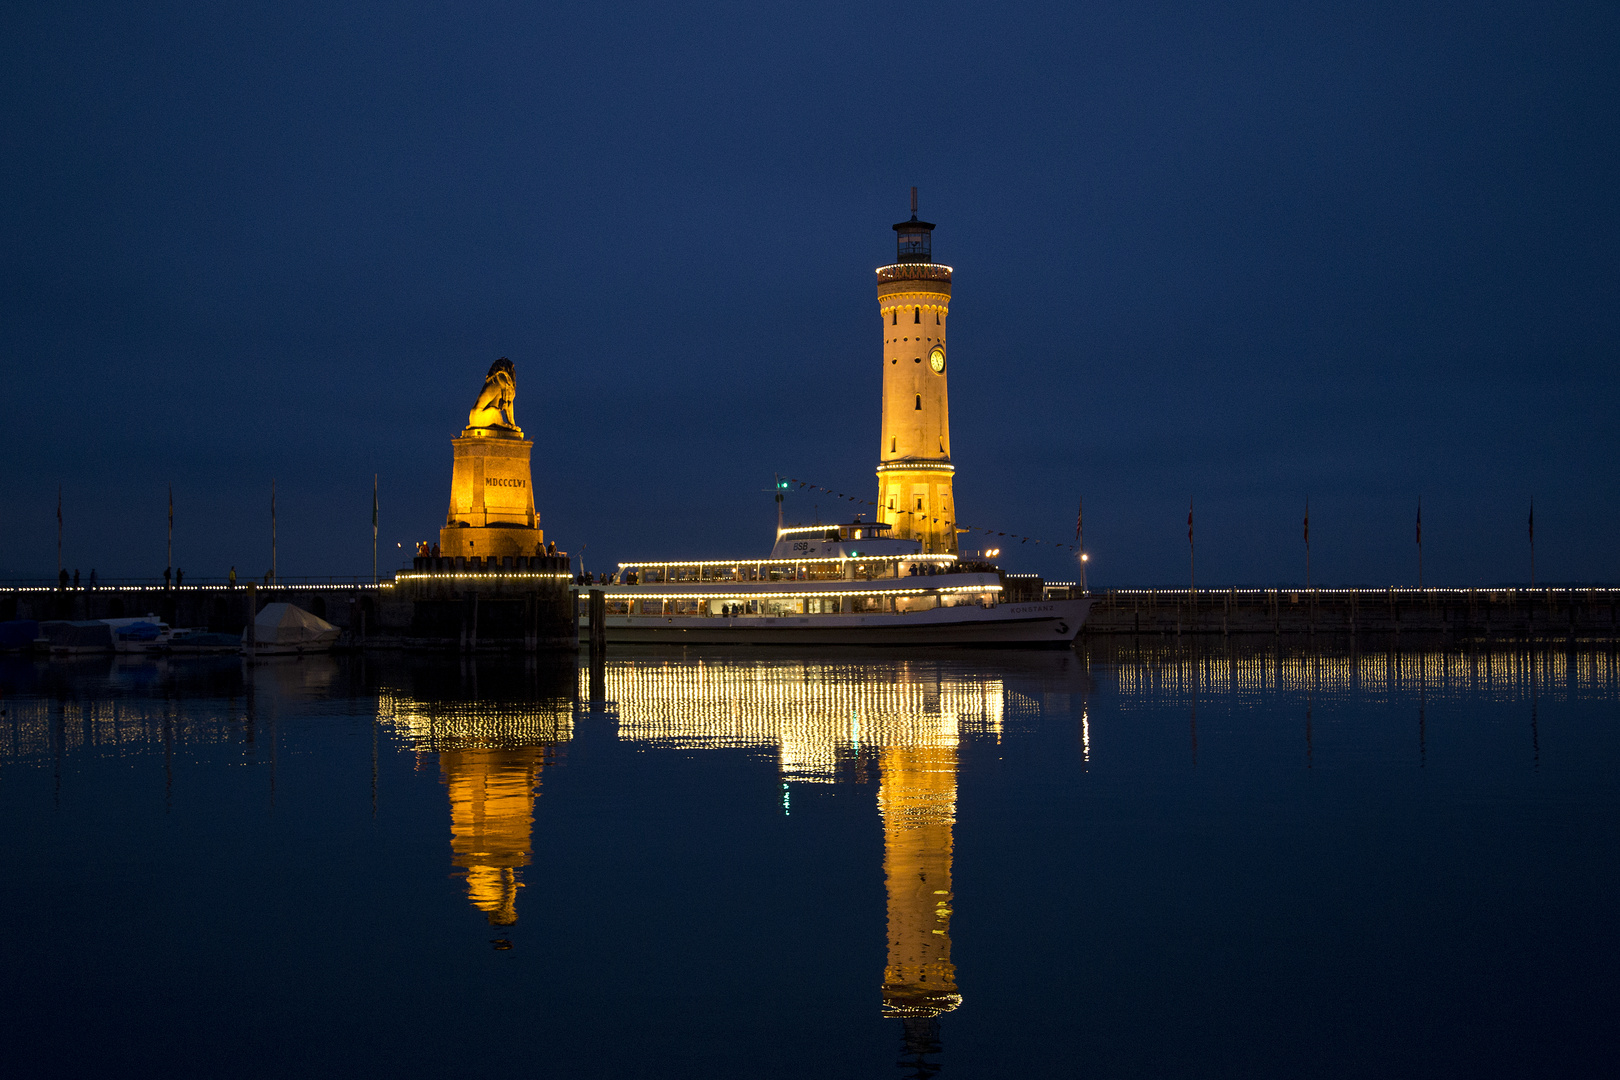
(604, 659), (993, 1059)
(879, 739), (962, 1072)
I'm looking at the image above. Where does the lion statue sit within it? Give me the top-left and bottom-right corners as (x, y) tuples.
(467, 357), (519, 431)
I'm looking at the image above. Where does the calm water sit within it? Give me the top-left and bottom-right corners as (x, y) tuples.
(2, 643), (1617, 1078)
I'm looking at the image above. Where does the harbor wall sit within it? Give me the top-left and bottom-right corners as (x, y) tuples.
(2, 558), (577, 653)
(1081, 588), (1620, 641)
(1, 585), (364, 634)
(9, 582), (1618, 645)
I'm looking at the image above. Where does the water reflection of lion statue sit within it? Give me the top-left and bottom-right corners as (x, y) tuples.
(468, 357), (519, 431)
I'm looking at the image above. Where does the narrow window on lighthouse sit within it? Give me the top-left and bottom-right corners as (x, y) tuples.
(913, 308), (921, 323)
(892, 310), (898, 325)
(936, 312), (941, 325)
(939, 436), (945, 452)
(890, 437), (896, 452)
(914, 394), (922, 410)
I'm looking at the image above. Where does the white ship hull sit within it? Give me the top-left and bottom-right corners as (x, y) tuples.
(591, 597), (1089, 647)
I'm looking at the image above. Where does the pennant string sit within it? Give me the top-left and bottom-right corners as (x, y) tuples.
(771, 475), (1084, 552)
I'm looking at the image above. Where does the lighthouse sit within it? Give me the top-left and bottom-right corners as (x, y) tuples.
(876, 189), (957, 555)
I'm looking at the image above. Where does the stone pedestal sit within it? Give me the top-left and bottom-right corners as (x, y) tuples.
(440, 428), (545, 561)
(391, 556), (577, 652)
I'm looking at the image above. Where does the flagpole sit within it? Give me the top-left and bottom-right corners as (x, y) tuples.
(56, 486), (63, 577)
(271, 479), (278, 586)
(1076, 498), (1086, 592)
(1188, 498), (1195, 595)
(1522, 501), (1535, 586)
(167, 484), (174, 586)
(372, 473), (378, 586)
(1304, 497), (1311, 592)
(1416, 498), (1423, 590)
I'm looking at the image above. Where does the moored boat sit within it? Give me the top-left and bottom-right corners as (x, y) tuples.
(579, 519), (1088, 647)
(102, 617), (172, 654)
(38, 620), (115, 655)
(167, 627), (243, 654)
(242, 602), (342, 655)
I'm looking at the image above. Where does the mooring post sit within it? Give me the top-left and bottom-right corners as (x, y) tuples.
(589, 588), (606, 658)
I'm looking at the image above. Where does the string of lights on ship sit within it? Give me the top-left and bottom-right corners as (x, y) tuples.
(784, 478), (1081, 553)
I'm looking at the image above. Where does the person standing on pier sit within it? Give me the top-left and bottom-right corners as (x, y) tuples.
(176, 568), (184, 588)
(229, 566), (236, 587)
(163, 567), (171, 590)
(72, 569), (79, 589)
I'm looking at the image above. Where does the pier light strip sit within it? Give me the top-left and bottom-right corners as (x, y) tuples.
(1101, 586), (1620, 598)
(4, 582), (392, 592)
(394, 571), (573, 582)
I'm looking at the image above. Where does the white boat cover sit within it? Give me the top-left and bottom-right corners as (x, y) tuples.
(247, 603), (340, 648)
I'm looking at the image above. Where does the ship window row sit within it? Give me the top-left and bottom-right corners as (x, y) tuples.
(604, 593), (997, 617)
(629, 562), (907, 583)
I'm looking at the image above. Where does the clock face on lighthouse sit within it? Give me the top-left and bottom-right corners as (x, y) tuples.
(929, 346), (946, 373)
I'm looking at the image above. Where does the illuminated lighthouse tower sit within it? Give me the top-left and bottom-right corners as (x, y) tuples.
(876, 190), (957, 555)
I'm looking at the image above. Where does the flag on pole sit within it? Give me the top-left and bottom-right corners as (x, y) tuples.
(1075, 501), (1083, 543)
(1188, 501), (1194, 545)
(1303, 500), (1310, 544)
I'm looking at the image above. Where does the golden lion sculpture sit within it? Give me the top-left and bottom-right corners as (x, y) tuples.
(467, 357), (519, 432)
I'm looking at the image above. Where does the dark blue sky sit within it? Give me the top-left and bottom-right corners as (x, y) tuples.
(3, 1), (1616, 585)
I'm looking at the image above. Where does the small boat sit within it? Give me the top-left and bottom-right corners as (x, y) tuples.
(242, 602), (341, 655)
(167, 627), (243, 654)
(38, 620), (115, 655)
(102, 617), (172, 654)
(579, 518), (1089, 647)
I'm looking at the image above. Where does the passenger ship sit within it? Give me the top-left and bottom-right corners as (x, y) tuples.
(579, 519), (1089, 647)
